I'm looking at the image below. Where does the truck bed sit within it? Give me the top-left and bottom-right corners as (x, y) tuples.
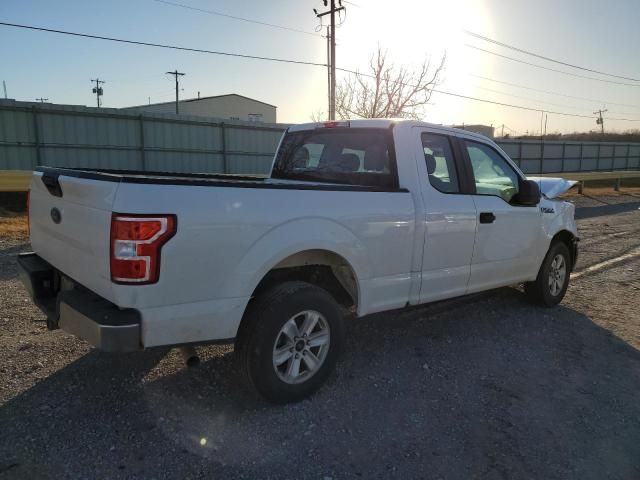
(28, 165), (415, 347)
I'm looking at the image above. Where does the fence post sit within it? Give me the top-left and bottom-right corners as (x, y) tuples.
(561, 143), (566, 173)
(139, 115), (146, 171)
(220, 122), (227, 173)
(579, 143), (583, 171)
(596, 143), (601, 171)
(518, 141), (523, 169)
(625, 144), (630, 171)
(539, 140), (544, 174)
(31, 106), (41, 168)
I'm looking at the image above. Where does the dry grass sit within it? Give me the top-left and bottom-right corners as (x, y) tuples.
(0, 209), (28, 240)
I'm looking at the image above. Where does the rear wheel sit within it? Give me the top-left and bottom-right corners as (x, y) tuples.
(235, 281), (344, 403)
(525, 241), (571, 307)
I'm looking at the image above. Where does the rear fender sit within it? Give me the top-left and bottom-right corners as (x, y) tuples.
(221, 218), (369, 301)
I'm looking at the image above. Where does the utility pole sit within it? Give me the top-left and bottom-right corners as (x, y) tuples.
(2, 80), (7, 99)
(326, 25), (331, 119)
(540, 110), (544, 137)
(544, 113), (548, 136)
(315, 0), (345, 120)
(501, 124), (504, 137)
(91, 78), (105, 108)
(166, 70), (185, 115)
(594, 108), (607, 135)
(35, 98), (48, 103)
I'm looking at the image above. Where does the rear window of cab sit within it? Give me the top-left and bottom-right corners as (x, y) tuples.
(272, 128), (398, 188)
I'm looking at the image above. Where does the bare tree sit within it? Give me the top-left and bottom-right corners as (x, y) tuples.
(335, 47), (446, 120)
(310, 110), (326, 122)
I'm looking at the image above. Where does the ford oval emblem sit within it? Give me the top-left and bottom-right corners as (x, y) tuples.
(50, 207), (62, 224)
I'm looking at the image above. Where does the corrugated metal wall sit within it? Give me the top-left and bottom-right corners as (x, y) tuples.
(498, 140), (640, 174)
(2, 100), (639, 175)
(0, 100), (285, 175)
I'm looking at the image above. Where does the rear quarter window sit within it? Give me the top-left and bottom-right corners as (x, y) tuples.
(272, 128), (398, 188)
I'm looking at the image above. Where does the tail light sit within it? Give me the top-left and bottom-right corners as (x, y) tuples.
(318, 121), (350, 129)
(110, 214), (176, 284)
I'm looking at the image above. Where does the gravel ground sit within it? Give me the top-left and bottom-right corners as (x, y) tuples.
(1, 193), (640, 479)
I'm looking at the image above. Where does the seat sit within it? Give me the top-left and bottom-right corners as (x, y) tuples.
(425, 153), (449, 192)
(363, 144), (387, 172)
(330, 153), (361, 172)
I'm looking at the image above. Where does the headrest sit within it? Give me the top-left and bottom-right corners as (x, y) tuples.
(292, 147), (309, 168)
(425, 153), (436, 174)
(364, 144), (386, 172)
(337, 153), (361, 172)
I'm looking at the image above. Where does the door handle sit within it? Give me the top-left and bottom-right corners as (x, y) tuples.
(479, 212), (496, 224)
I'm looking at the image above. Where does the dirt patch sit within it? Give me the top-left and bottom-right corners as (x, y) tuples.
(0, 211), (28, 242)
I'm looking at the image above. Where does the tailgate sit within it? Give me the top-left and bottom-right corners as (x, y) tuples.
(29, 171), (118, 302)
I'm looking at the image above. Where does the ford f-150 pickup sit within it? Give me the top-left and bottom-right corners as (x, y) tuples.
(18, 119), (578, 403)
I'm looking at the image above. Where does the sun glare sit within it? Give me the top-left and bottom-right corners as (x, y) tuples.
(337, 0), (493, 123)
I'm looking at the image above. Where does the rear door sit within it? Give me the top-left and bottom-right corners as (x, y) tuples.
(29, 170), (117, 302)
(461, 139), (542, 292)
(416, 129), (477, 303)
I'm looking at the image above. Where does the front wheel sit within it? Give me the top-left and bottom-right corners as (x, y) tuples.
(524, 241), (571, 307)
(235, 281), (344, 403)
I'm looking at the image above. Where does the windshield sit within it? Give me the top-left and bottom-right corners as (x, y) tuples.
(271, 128), (397, 188)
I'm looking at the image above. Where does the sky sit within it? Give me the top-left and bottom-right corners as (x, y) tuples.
(1, 0), (640, 135)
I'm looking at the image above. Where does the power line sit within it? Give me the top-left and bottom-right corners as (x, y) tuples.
(335, 67), (640, 121)
(336, 66), (590, 118)
(0, 22), (327, 67)
(470, 74), (640, 111)
(465, 44), (640, 87)
(150, 0), (322, 38)
(473, 85), (595, 113)
(3, 21), (639, 123)
(464, 31), (640, 82)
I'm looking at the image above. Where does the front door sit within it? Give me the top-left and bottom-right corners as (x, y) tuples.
(462, 139), (542, 293)
(417, 130), (477, 303)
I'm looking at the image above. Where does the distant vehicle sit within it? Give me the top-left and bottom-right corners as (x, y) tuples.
(18, 119), (578, 403)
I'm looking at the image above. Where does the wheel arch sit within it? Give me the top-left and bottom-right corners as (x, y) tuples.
(249, 249), (360, 311)
(235, 248), (360, 342)
(550, 229), (579, 271)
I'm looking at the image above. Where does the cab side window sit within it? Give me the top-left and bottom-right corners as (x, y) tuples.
(421, 133), (460, 193)
(465, 141), (520, 203)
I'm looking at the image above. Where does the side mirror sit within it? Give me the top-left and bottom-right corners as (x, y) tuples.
(516, 179), (541, 206)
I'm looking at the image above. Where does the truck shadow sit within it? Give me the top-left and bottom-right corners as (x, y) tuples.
(0, 242), (29, 282)
(2, 288), (640, 479)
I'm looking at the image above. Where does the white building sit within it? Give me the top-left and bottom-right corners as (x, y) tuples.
(122, 94), (277, 123)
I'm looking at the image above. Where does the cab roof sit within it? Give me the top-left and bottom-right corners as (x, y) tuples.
(288, 119), (492, 142)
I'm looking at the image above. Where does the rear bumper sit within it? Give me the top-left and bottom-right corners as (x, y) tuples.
(17, 252), (142, 352)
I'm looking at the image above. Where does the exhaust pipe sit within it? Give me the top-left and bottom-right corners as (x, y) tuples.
(179, 346), (200, 367)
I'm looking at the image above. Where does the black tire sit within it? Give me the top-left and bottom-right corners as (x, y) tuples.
(524, 241), (571, 307)
(235, 281), (344, 404)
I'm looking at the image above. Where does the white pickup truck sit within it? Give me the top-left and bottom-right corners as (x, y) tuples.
(18, 119), (578, 403)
